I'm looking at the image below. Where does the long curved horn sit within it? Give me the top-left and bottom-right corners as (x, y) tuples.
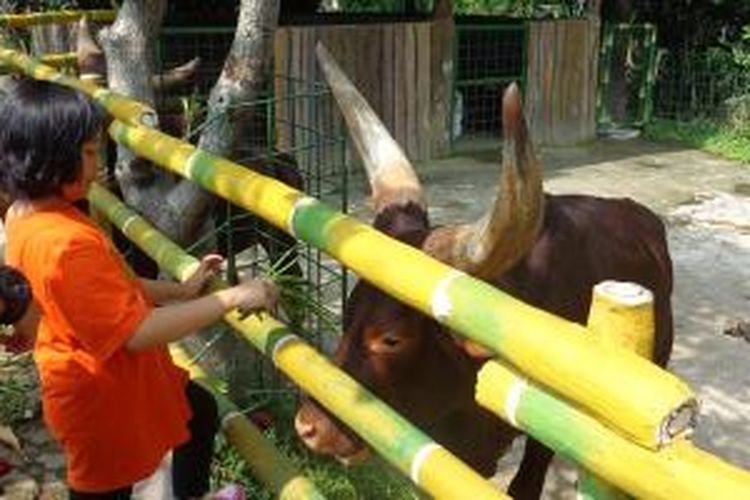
(423, 84), (544, 280)
(76, 17), (106, 84)
(316, 42), (425, 212)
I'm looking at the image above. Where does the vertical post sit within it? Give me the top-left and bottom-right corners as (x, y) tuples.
(641, 24), (658, 125)
(578, 280), (655, 499)
(596, 24), (614, 129)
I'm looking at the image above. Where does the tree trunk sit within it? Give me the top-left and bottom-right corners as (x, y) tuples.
(163, 0), (281, 244)
(99, 0), (280, 247)
(98, 0), (176, 237)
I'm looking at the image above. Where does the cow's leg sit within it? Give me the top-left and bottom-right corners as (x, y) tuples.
(507, 437), (553, 500)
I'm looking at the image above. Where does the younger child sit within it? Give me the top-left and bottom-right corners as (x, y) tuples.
(0, 77), (278, 499)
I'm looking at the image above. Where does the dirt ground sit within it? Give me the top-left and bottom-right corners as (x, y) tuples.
(2, 136), (749, 498)
(349, 136), (750, 498)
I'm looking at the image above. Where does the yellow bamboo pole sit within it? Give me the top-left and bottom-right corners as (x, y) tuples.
(587, 281), (656, 358)
(0, 48), (156, 127)
(475, 360), (750, 499)
(0, 53), (76, 72)
(0, 10), (115, 28)
(580, 280), (657, 500)
(170, 346), (326, 500)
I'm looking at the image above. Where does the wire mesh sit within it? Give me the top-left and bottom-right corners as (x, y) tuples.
(654, 48), (750, 124)
(598, 23), (750, 133)
(452, 21), (526, 141)
(151, 30), (350, 406)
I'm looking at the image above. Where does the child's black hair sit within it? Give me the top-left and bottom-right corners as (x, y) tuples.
(0, 265), (31, 325)
(0, 77), (107, 200)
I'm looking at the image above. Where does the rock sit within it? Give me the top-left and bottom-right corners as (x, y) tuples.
(37, 453), (65, 471)
(723, 320), (750, 342)
(1, 475), (39, 500)
(38, 480), (67, 500)
(25, 426), (50, 447)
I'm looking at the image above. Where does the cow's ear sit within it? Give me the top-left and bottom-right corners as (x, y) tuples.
(372, 202), (429, 247)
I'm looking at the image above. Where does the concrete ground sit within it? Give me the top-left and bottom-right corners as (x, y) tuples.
(350, 136), (750, 498)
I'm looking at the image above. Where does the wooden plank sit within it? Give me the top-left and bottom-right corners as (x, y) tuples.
(404, 23), (418, 159)
(563, 19), (595, 145)
(540, 21), (556, 145)
(382, 23), (395, 137)
(430, 13), (454, 157)
(318, 26), (337, 161)
(585, 18), (601, 138)
(393, 24), (406, 152)
(274, 27), (291, 151)
(368, 26), (384, 125)
(416, 22), (431, 161)
(553, 21), (567, 144)
(567, 20), (587, 143)
(525, 22), (540, 145)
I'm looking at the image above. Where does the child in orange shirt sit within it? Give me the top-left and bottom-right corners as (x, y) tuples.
(0, 78), (278, 499)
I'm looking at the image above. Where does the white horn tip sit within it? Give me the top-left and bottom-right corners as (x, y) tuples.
(502, 83), (525, 138)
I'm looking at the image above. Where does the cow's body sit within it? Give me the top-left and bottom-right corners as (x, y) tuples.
(296, 45), (674, 499)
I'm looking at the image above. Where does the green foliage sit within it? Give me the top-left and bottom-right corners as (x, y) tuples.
(0, 351), (38, 425)
(211, 395), (420, 499)
(644, 118), (750, 164)
(728, 24), (750, 69)
(332, 0), (583, 16)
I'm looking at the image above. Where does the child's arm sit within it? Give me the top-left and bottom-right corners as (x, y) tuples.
(137, 254), (224, 304)
(137, 279), (188, 304)
(125, 278), (277, 352)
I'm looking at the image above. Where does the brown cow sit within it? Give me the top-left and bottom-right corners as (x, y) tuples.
(295, 46), (673, 499)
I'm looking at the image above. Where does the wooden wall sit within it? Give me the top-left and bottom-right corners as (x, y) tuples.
(525, 19), (600, 145)
(274, 17), (600, 161)
(273, 17), (453, 163)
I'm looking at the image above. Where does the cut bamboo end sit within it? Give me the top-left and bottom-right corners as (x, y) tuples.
(587, 280), (698, 443)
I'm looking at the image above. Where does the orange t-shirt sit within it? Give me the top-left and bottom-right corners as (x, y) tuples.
(5, 203), (190, 492)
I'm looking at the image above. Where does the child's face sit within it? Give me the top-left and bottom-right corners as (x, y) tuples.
(62, 133), (103, 202)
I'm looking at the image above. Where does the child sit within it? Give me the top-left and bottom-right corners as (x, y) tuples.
(0, 77), (278, 499)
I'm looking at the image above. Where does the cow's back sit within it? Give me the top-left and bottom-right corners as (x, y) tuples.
(499, 194), (673, 366)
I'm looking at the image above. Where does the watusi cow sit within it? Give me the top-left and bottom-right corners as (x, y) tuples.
(294, 45), (674, 499)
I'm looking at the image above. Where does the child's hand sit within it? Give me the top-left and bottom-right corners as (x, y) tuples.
(182, 254), (224, 300)
(232, 278), (279, 319)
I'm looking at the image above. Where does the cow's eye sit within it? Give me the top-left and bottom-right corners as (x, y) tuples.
(369, 332), (402, 353)
(382, 334), (400, 347)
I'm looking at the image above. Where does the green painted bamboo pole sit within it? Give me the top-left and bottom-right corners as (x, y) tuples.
(170, 346), (326, 500)
(87, 183), (507, 500)
(105, 118), (695, 451)
(642, 24), (659, 125)
(18, 58), (697, 450)
(0, 10), (115, 28)
(0, 49), (156, 127)
(475, 359), (750, 500)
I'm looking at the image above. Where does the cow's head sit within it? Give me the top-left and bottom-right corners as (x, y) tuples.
(295, 44), (544, 467)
